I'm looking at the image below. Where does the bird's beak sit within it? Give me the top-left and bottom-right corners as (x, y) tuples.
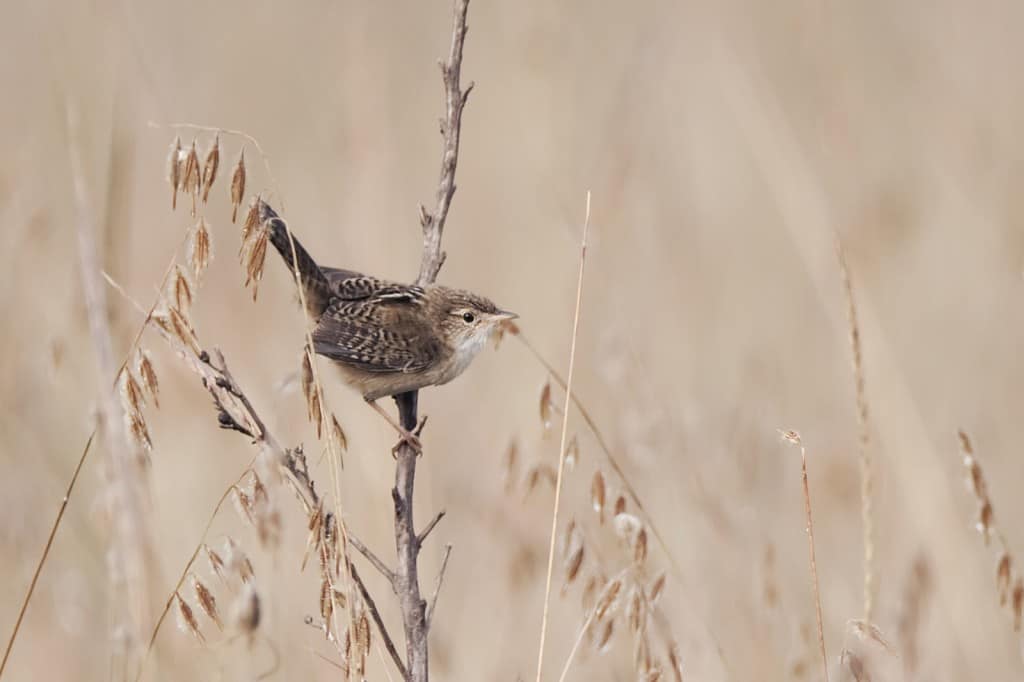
(495, 310), (519, 321)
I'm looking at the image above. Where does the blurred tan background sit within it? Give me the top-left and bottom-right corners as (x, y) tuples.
(4, 0), (1024, 679)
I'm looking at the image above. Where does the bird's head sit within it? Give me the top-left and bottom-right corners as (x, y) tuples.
(433, 287), (517, 359)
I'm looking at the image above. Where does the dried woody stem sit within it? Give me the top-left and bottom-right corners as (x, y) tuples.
(390, 1), (473, 680)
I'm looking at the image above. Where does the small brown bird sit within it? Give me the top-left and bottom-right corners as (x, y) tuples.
(261, 203), (516, 449)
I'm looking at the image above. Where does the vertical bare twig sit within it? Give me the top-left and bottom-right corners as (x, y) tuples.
(781, 431), (829, 682)
(416, 0), (474, 288)
(535, 192), (591, 682)
(389, 1), (474, 680)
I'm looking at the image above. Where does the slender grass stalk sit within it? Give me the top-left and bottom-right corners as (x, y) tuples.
(535, 192), (591, 682)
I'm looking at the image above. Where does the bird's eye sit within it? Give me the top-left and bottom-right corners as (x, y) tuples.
(462, 312), (475, 324)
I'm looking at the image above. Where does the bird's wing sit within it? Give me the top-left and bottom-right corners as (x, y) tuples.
(312, 298), (442, 374)
(320, 267), (428, 304)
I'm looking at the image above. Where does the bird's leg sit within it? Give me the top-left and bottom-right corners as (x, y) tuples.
(365, 398), (422, 456)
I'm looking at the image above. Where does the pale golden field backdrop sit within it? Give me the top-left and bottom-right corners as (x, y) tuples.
(3, 1), (1024, 680)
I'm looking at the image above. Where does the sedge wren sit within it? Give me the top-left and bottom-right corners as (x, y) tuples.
(261, 203), (516, 449)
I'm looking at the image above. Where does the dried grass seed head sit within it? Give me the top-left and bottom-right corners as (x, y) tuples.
(175, 593), (205, 644)
(136, 348), (160, 408)
(191, 573), (223, 630)
(190, 218), (213, 281)
(230, 148), (246, 223)
(201, 134), (220, 203)
(168, 136), (182, 209)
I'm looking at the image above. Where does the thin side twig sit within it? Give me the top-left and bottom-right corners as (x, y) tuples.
(425, 544), (453, 630)
(349, 535), (397, 586)
(535, 192), (591, 682)
(351, 564), (408, 679)
(417, 511), (446, 546)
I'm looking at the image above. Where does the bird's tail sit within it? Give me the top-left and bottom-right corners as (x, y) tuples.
(258, 200), (334, 321)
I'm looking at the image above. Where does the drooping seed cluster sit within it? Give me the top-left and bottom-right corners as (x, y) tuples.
(959, 431), (1024, 633)
(503, 378), (683, 681)
(141, 132), (366, 675)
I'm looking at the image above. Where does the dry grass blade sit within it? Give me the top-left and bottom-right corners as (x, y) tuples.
(536, 191), (591, 682)
(781, 430), (829, 682)
(836, 237), (875, 623)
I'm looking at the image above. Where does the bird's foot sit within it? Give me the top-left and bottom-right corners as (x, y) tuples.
(390, 429), (423, 458)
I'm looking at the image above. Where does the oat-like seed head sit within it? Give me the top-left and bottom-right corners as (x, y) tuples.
(244, 227), (269, 301)
(649, 572), (666, 604)
(240, 195), (261, 246)
(231, 487), (255, 527)
(183, 139), (201, 216)
(192, 574), (223, 630)
(168, 136), (182, 209)
(996, 552), (1012, 605)
(201, 134), (220, 203)
(230, 148), (246, 223)
(204, 543), (227, 584)
(564, 435), (580, 471)
(175, 593), (205, 644)
(172, 265), (193, 313)
(190, 218), (212, 282)
(539, 380), (553, 432)
(595, 578), (622, 621)
(591, 470), (606, 524)
(223, 537), (255, 583)
(136, 348), (160, 408)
